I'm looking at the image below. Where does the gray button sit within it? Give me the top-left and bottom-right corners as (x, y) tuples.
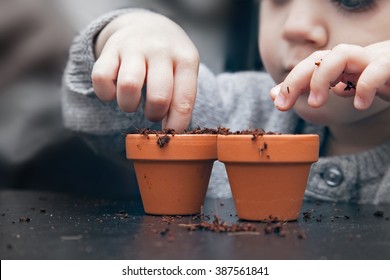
(322, 166), (344, 187)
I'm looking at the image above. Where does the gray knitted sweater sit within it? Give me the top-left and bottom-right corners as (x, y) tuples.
(62, 9), (390, 204)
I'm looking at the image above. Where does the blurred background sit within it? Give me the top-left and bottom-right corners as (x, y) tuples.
(0, 0), (262, 197)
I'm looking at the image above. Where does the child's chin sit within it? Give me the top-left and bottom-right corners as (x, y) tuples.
(293, 95), (359, 126)
(293, 106), (330, 126)
(293, 100), (339, 126)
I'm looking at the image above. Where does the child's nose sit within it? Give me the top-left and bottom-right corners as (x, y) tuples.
(281, 2), (327, 48)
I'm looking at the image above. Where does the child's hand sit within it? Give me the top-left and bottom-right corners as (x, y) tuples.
(270, 41), (390, 111)
(92, 12), (200, 131)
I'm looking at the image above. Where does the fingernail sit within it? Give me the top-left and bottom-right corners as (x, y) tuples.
(274, 93), (286, 108)
(308, 91), (318, 106)
(270, 84), (282, 100)
(354, 96), (366, 109)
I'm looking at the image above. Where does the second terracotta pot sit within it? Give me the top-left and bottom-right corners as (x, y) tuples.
(218, 134), (319, 221)
(126, 134), (217, 215)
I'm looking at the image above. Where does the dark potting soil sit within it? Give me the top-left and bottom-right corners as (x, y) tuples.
(132, 127), (279, 148)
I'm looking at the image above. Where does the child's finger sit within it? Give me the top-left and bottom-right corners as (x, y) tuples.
(309, 44), (369, 107)
(144, 57), (174, 122)
(330, 82), (356, 98)
(92, 51), (120, 101)
(270, 83), (281, 101)
(274, 50), (328, 111)
(330, 72), (358, 97)
(164, 58), (199, 131)
(116, 54), (146, 112)
(355, 57), (390, 109)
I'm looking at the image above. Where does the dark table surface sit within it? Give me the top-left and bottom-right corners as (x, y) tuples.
(1, 190), (390, 260)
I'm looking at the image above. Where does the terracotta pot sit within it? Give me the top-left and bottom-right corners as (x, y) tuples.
(126, 134), (217, 215)
(218, 134), (319, 221)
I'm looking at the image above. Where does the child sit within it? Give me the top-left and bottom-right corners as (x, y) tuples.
(62, 0), (390, 204)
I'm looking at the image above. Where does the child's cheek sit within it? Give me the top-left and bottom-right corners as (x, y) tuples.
(259, 30), (287, 83)
(259, 42), (281, 83)
(292, 95), (330, 126)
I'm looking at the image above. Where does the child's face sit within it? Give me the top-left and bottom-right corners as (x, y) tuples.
(259, 0), (390, 126)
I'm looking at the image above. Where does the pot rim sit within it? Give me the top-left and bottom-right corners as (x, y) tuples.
(126, 134), (218, 160)
(218, 134), (319, 163)
(217, 134), (318, 139)
(126, 133), (218, 138)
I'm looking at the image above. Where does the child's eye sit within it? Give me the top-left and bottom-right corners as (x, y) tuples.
(331, 0), (376, 12)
